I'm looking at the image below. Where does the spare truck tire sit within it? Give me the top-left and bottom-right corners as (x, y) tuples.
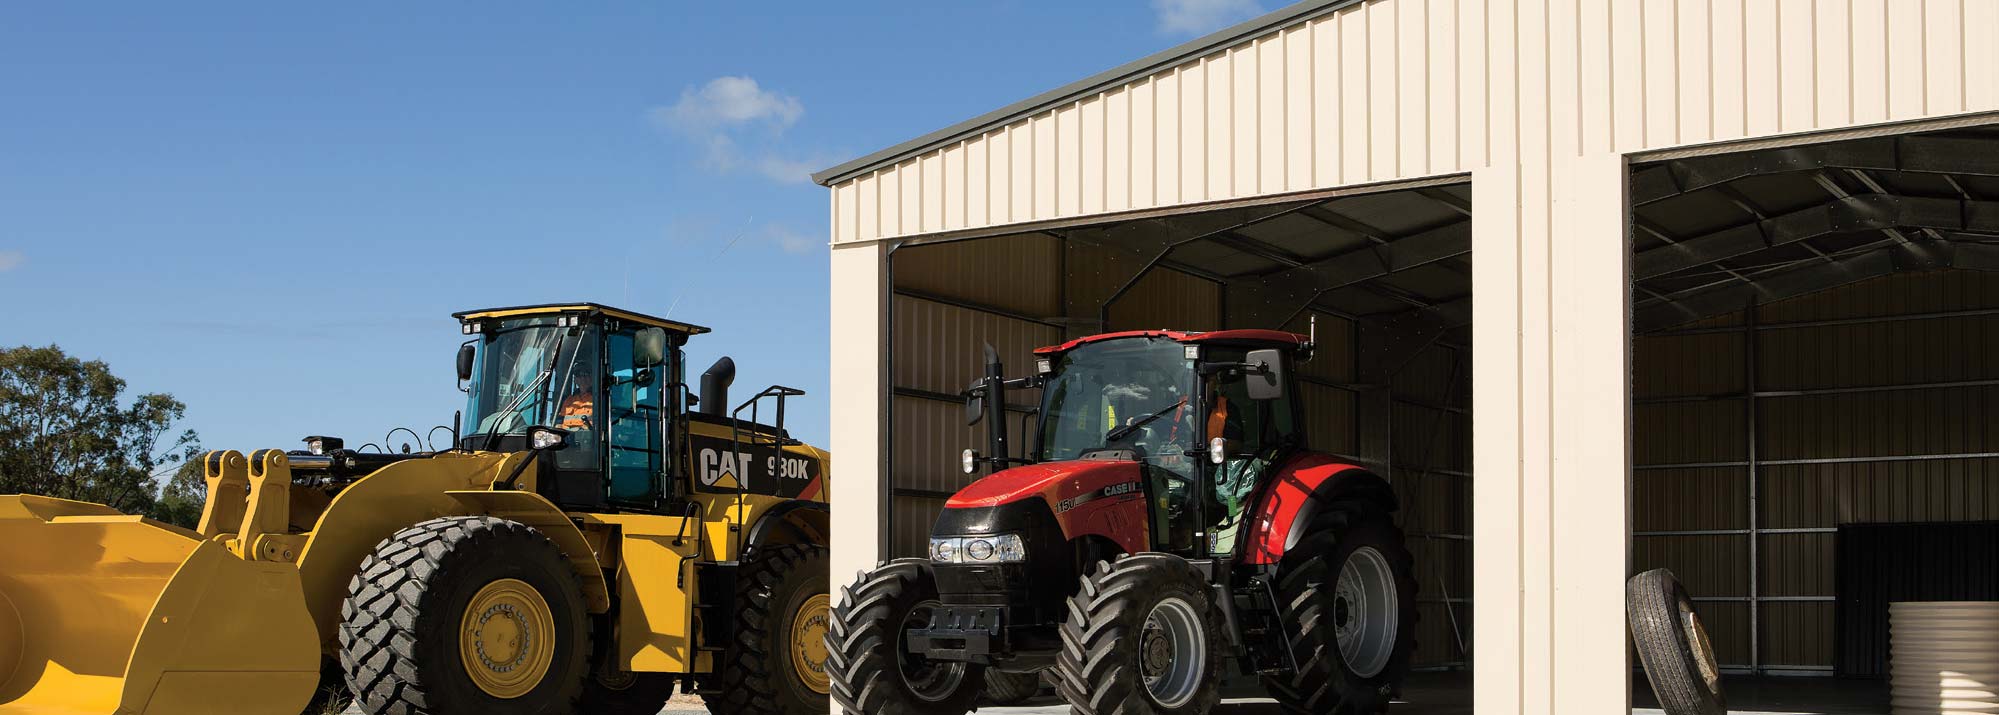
(1627, 568), (1726, 715)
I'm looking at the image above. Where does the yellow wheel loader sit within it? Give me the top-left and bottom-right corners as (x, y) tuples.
(0, 303), (832, 715)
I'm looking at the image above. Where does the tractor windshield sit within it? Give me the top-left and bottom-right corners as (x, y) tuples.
(1036, 338), (1198, 477)
(464, 317), (598, 439)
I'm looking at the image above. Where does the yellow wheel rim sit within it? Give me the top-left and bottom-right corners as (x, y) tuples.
(790, 594), (832, 694)
(459, 578), (557, 699)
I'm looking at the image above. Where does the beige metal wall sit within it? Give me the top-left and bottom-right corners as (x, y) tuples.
(1633, 268), (1999, 672)
(829, 1), (1999, 711)
(826, 0), (1999, 246)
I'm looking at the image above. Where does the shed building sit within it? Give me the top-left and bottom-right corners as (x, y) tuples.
(818, 1), (1999, 711)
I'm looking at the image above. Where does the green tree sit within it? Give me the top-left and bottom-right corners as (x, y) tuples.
(0, 344), (203, 525)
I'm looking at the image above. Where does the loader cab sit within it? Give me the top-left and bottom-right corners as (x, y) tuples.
(1029, 330), (1307, 555)
(454, 303), (709, 512)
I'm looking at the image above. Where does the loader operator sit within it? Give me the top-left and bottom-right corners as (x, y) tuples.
(559, 369), (595, 429)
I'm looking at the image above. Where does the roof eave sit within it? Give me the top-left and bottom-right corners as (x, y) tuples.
(811, 0), (1364, 187)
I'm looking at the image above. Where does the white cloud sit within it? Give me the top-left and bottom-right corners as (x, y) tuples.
(0, 250), (21, 272)
(752, 155), (822, 184)
(651, 76), (820, 184)
(1152, 0), (1263, 35)
(655, 76), (804, 132)
(763, 225), (821, 255)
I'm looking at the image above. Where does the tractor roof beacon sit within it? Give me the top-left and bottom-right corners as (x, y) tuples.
(0, 303), (834, 715)
(829, 326), (1419, 715)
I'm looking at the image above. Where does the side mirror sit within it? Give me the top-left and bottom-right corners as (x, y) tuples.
(456, 343), (477, 382)
(634, 327), (668, 368)
(964, 380), (985, 426)
(1244, 348), (1286, 401)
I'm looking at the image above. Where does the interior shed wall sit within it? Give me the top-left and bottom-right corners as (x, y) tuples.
(885, 229), (1472, 669)
(1632, 269), (1999, 674)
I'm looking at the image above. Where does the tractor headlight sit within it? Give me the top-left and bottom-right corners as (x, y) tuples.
(961, 448), (978, 474)
(930, 534), (1027, 564)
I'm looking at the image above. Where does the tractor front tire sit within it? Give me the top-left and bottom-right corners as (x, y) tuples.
(706, 543), (833, 715)
(340, 516), (590, 715)
(1264, 502), (1418, 715)
(827, 559), (985, 715)
(1053, 554), (1225, 715)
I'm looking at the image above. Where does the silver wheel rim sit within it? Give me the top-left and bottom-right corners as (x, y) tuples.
(1139, 596), (1205, 708)
(1334, 546), (1399, 678)
(898, 600), (969, 702)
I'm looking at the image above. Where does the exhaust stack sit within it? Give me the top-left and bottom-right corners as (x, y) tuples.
(701, 357), (736, 416)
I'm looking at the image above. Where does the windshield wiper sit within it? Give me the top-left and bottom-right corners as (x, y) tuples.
(476, 340), (561, 451)
(1104, 397), (1186, 443)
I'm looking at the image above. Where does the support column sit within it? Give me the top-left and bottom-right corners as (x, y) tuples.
(828, 241), (888, 622)
(1549, 152), (1633, 712)
(1474, 153), (1633, 715)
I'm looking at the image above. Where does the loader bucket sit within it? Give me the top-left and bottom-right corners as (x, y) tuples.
(0, 495), (320, 715)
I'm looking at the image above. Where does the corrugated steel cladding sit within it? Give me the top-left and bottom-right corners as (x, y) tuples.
(827, 0), (1999, 245)
(1632, 269), (1999, 670)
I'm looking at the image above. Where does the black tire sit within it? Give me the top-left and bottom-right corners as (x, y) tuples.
(1628, 568), (1726, 715)
(1052, 554), (1225, 715)
(1263, 502), (1418, 715)
(983, 669), (1043, 705)
(827, 559), (985, 715)
(339, 516), (590, 715)
(705, 543), (833, 715)
(580, 637), (679, 715)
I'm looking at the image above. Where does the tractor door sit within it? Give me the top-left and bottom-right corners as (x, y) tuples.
(1201, 346), (1302, 555)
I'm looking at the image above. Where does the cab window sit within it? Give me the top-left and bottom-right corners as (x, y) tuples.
(605, 330), (664, 503)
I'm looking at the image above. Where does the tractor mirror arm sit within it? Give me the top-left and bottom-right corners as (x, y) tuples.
(1198, 361), (1270, 376)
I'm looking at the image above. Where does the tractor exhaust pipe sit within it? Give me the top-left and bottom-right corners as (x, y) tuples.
(700, 357), (735, 416)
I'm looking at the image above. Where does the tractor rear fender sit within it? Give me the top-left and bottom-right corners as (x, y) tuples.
(1240, 455), (1398, 565)
(292, 452), (612, 647)
(742, 500), (828, 561)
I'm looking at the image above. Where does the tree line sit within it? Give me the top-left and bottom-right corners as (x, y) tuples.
(0, 344), (206, 527)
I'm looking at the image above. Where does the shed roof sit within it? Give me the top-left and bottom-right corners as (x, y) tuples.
(810, 0), (1361, 187)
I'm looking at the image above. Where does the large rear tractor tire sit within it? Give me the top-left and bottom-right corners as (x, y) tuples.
(828, 559), (985, 715)
(1053, 554), (1225, 715)
(1263, 502), (1418, 715)
(705, 543), (833, 715)
(1628, 568), (1726, 715)
(339, 516), (590, 715)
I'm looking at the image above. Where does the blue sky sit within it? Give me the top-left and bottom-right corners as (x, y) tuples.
(0, 0), (1270, 457)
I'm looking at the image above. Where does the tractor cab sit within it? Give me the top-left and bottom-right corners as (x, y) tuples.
(971, 329), (1311, 556)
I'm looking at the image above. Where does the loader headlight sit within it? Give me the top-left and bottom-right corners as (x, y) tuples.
(303, 435), (343, 456)
(930, 533), (1027, 564)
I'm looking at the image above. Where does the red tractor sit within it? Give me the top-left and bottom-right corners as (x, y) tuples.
(829, 328), (1418, 715)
